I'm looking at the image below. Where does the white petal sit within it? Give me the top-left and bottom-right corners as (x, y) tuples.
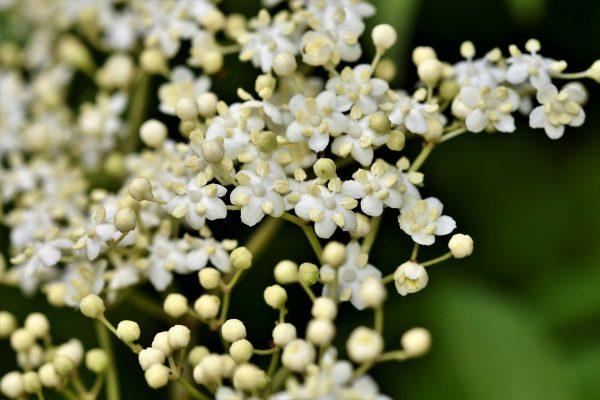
(37, 245), (61, 267)
(528, 106), (547, 128)
(536, 84), (558, 104)
(361, 196), (383, 217)
(494, 114), (516, 133)
(466, 109), (488, 133)
(314, 218), (337, 239)
(544, 123), (565, 139)
(435, 215), (456, 235)
(240, 201), (265, 226)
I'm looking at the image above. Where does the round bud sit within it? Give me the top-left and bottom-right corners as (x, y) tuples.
(138, 347), (165, 371)
(368, 112), (392, 134)
(439, 80), (459, 101)
(197, 92), (218, 117)
(199, 354), (224, 382)
(0, 311), (18, 338)
(306, 318), (336, 346)
(587, 60), (600, 83)
(198, 268), (221, 290)
(145, 364), (170, 389)
(460, 41), (476, 59)
(176, 97), (198, 120)
(229, 339), (253, 363)
(360, 277), (387, 308)
(281, 339), (315, 372)
(79, 294), (105, 319)
(117, 320), (140, 343)
(56, 339), (84, 366)
(168, 325), (191, 349)
(151, 331), (172, 356)
(272, 323), (297, 347)
(10, 329), (35, 352)
(97, 54), (134, 89)
(401, 327), (431, 357)
(140, 119), (167, 148)
(255, 74), (276, 99)
(221, 319), (246, 342)
(194, 295), (221, 320)
(52, 356), (74, 376)
(0, 371), (24, 399)
(38, 363), (60, 388)
(372, 24), (397, 50)
(448, 233), (474, 258)
(298, 262), (319, 286)
(387, 130), (406, 151)
(24, 313), (49, 338)
(313, 158), (336, 180)
(233, 363), (268, 392)
(22, 371), (41, 394)
(525, 38), (541, 53)
(274, 260), (298, 284)
(114, 207), (136, 233)
(311, 297), (337, 320)
(85, 348), (109, 374)
(200, 139), (225, 164)
(202, 50), (223, 74)
(346, 327), (384, 363)
(188, 346), (209, 367)
(263, 285), (287, 309)
(57, 35), (93, 72)
(128, 177), (154, 201)
(251, 130), (277, 153)
(412, 46), (437, 66)
(230, 247), (252, 270)
(140, 48), (168, 75)
(322, 241), (346, 268)
(163, 294), (188, 318)
(273, 52), (297, 76)
(418, 58), (443, 86)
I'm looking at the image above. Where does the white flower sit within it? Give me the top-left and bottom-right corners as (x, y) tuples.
(281, 339), (316, 372)
(78, 92), (127, 140)
(62, 260), (107, 307)
(215, 386), (245, 400)
(331, 116), (385, 166)
(322, 242), (382, 310)
(165, 177), (227, 230)
(286, 91), (349, 152)
(185, 237), (232, 273)
(100, 9), (140, 51)
(230, 168), (285, 226)
(345, 160), (406, 216)
(388, 91), (446, 136)
(507, 49), (556, 89)
(146, 235), (188, 291)
(206, 103), (265, 159)
(346, 327), (383, 363)
(74, 207), (120, 261)
(12, 238), (71, 294)
(294, 181), (358, 239)
(453, 58), (505, 88)
(326, 64), (388, 116)
(398, 197), (455, 245)
(452, 85), (520, 133)
(238, 10), (298, 73)
(394, 261), (428, 296)
(529, 83), (586, 139)
(158, 66), (211, 115)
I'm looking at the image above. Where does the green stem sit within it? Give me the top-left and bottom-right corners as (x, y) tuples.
(178, 377), (211, 400)
(409, 141), (436, 172)
(381, 273), (395, 285)
(410, 243), (420, 261)
(245, 217), (283, 258)
(362, 215), (382, 253)
(254, 348), (277, 355)
(374, 306), (384, 334)
(299, 281), (317, 301)
(282, 213), (323, 263)
(268, 368), (290, 393)
(421, 252), (453, 267)
(440, 127), (467, 143)
(352, 362), (374, 379)
(266, 348), (281, 378)
(123, 73), (151, 153)
(94, 321), (120, 400)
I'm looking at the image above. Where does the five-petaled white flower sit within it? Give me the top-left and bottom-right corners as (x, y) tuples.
(326, 64), (388, 117)
(158, 66), (210, 115)
(452, 85), (520, 133)
(331, 116), (386, 166)
(529, 83), (586, 139)
(398, 197), (455, 245)
(230, 168), (286, 226)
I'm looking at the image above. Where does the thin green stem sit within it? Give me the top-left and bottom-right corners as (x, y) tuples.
(178, 377), (211, 400)
(266, 348), (281, 377)
(123, 73), (150, 152)
(254, 348), (278, 355)
(362, 215), (382, 253)
(94, 321), (120, 400)
(381, 273), (395, 285)
(409, 141), (436, 172)
(378, 350), (409, 362)
(374, 306), (384, 334)
(98, 316), (142, 354)
(410, 243), (420, 261)
(299, 281), (317, 301)
(89, 373), (106, 399)
(440, 127), (467, 143)
(553, 71), (588, 79)
(59, 389), (79, 400)
(352, 362), (374, 379)
(245, 217), (283, 258)
(268, 368), (290, 394)
(282, 213), (324, 263)
(421, 252), (453, 267)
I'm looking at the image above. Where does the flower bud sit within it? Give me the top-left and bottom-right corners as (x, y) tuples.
(140, 48), (168, 75)
(229, 339), (253, 363)
(299, 262), (319, 286)
(197, 92), (218, 117)
(250, 130), (277, 153)
(200, 138), (225, 164)
(85, 349), (109, 374)
(273, 52), (297, 76)
(198, 354), (224, 382)
(117, 320), (140, 343)
(412, 46), (437, 66)
(394, 261), (428, 296)
(587, 60), (600, 83)
(145, 364), (170, 389)
(418, 58), (443, 86)
(199, 268), (221, 290)
(45, 283), (67, 308)
(57, 35), (93, 72)
(202, 50), (223, 74)
(313, 158), (336, 180)
(10, 328), (35, 352)
(375, 58), (397, 82)
(368, 112), (392, 134)
(163, 293), (188, 318)
(274, 260), (298, 284)
(0, 311), (18, 338)
(233, 363), (268, 392)
(97, 54), (134, 89)
(188, 346), (209, 367)
(221, 319), (246, 342)
(22, 371), (41, 394)
(140, 119), (167, 148)
(272, 323), (297, 347)
(346, 327), (383, 363)
(282, 339), (315, 372)
(372, 24), (397, 50)
(360, 277), (387, 308)
(151, 332), (172, 356)
(448, 233), (474, 258)
(114, 207), (136, 233)
(79, 294), (105, 319)
(129, 177), (155, 201)
(0, 371), (24, 399)
(387, 130), (406, 151)
(263, 285), (287, 309)
(255, 74), (276, 99)
(322, 241), (346, 268)
(306, 318), (335, 346)
(38, 363), (60, 388)
(56, 339), (84, 366)
(401, 327), (431, 357)
(138, 348), (165, 371)
(24, 313), (49, 338)
(168, 325), (191, 349)
(439, 80), (459, 101)
(194, 295), (220, 319)
(311, 297), (337, 320)
(230, 247), (252, 270)
(460, 41), (476, 59)
(52, 356), (74, 376)
(176, 97), (198, 120)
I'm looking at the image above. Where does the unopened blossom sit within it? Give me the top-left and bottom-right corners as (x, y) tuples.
(326, 64), (388, 116)
(452, 85), (520, 133)
(399, 197), (456, 245)
(286, 91), (349, 152)
(529, 83), (586, 139)
(322, 242), (382, 309)
(331, 116), (385, 166)
(158, 66), (210, 115)
(294, 180), (358, 239)
(230, 168), (286, 226)
(165, 176), (227, 230)
(394, 261), (428, 296)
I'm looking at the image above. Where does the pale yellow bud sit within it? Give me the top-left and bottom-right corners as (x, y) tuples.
(273, 52), (297, 76)
(263, 285), (287, 309)
(412, 46), (437, 66)
(79, 294), (105, 319)
(163, 294), (188, 318)
(140, 48), (168, 75)
(313, 158), (337, 180)
(371, 24), (397, 50)
(418, 58), (443, 86)
(322, 241), (346, 268)
(274, 260), (298, 284)
(199, 268), (221, 290)
(114, 207), (136, 233)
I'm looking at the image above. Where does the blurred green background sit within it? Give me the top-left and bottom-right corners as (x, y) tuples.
(1, 0), (599, 399)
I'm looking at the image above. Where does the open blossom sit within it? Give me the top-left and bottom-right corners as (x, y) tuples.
(453, 57), (506, 88)
(506, 46), (556, 89)
(158, 66), (210, 115)
(331, 116), (385, 166)
(165, 177), (227, 230)
(394, 261), (428, 296)
(230, 168), (286, 226)
(452, 85), (520, 133)
(399, 197), (456, 245)
(145, 235), (188, 291)
(387, 91), (446, 136)
(185, 237), (232, 273)
(286, 91), (349, 152)
(529, 83), (586, 139)
(326, 64), (388, 116)
(12, 238), (71, 294)
(73, 207), (120, 261)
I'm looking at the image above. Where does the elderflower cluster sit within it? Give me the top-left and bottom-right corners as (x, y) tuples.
(0, 0), (597, 399)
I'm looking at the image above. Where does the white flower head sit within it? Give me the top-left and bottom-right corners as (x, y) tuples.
(453, 85), (520, 133)
(506, 45), (556, 89)
(158, 66), (211, 115)
(388, 91), (446, 137)
(326, 64), (388, 117)
(529, 83), (586, 139)
(399, 197), (455, 245)
(394, 261), (428, 296)
(331, 116), (385, 166)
